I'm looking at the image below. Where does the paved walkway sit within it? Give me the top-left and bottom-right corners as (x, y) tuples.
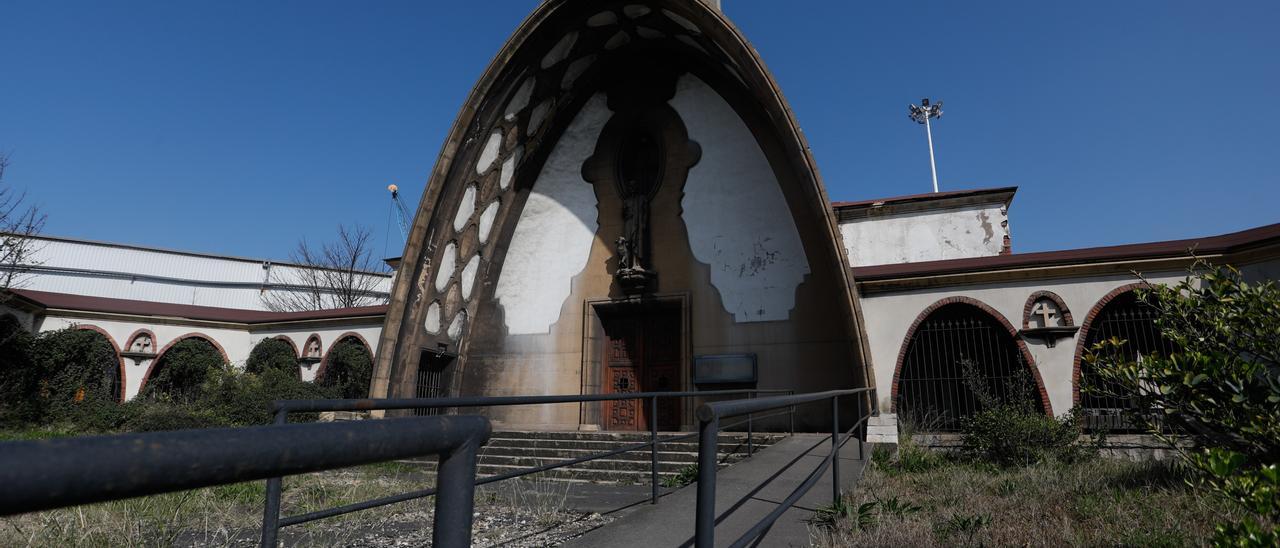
(563, 433), (870, 548)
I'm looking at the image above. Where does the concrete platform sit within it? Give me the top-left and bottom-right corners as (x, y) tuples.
(564, 433), (870, 548)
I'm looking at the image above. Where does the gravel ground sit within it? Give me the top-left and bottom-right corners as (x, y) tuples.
(258, 507), (613, 547)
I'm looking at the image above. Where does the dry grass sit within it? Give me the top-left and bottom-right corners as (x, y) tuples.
(810, 452), (1249, 547)
(0, 462), (599, 547)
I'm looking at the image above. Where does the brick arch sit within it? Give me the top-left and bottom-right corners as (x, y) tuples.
(891, 296), (1053, 416)
(301, 334), (323, 360)
(269, 335), (300, 358)
(1071, 282), (1152, 405)
(124, 328), (158, 354)
(316, 331), (374, 384)
(1022, 290), (1074, 328)
(72, 324), (127, 403)
(140, 333), (230, 394)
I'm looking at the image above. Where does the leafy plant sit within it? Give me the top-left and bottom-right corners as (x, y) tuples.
(937, 512), (992, 544)
(875, 495), (922, 517)
(661, 464), (699, 488)
(245, 338), (299, 376)
(320, 337), (373, 399)
(1086, 262), (1280, 544)
(811, 499), (877, 531)
(140, 338), (226, 402)
(959, 359), (1095, 467)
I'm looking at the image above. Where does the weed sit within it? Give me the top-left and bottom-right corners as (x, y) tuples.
(875, 495), (922, 518)
(661, 464), (699, 488)
(811, 500), (876, 531)
(937, 512), (992, 544)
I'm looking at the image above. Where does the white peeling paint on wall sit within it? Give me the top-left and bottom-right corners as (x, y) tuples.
(435, 242), (457, 293)
(424, 301), (441, 334)
(670, 75), (810, 323)
(460, 255), (480, 300)
(454, 185), (477, 233)
(478, 201), (500, 244)
(839, 204), (1008, 267)
(494, 93), (611, 335)
(476, 131), (502, 175)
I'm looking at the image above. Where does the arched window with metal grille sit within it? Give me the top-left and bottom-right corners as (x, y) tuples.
(1079, 291), (1174, 431)
(896, 302), (1045, 432)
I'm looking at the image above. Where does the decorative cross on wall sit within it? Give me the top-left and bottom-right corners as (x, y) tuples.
(1031, 300), (1058, 327)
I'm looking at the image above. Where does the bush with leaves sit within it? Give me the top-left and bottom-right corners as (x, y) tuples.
(0, 315), (41, 424)
(245, 338), (300, 376)
(959, 360), (1093, 467)
(1086, 262), (1280, 545)
(28, 328), (122, 421)
(320, 338), (373, 399)
(140, 338), (225, 402)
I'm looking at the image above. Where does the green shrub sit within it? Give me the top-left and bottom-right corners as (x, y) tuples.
(1087, 262), (1280, 544)
(957, 358), (1093, 467)
(245, 338), (299, 376)
(141, 338), (225, 402)
(320, 338), (373, 399)
(0, 326), (125, 428)
(961, 405), (1088, 467)
(0, 315), (41, 424)
(125, 402), (220, 432)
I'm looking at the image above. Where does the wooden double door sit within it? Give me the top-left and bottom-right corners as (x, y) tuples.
(601, 307), (681, 431)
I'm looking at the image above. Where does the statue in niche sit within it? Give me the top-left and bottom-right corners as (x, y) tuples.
(613, 129), (662, 294)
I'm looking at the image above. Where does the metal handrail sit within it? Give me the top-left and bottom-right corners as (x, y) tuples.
(694, 387), (877, 548)
(0, 416), (491, 548)
(262, 389), (795, 545)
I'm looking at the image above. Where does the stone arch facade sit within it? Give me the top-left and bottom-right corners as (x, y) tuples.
(891, 296), (1052, 416)
(1022, 290), (1074, 328)
(371, 0), (869, 429)
(1071, 282), (1152, 405)
(140, 333), (230, 394)
(72, 324), (127, 402)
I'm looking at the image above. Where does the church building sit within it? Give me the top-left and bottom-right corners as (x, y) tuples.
(370, 0), (870, 431)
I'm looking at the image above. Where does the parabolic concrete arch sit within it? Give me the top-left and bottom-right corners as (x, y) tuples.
(372, 0), (871, 430)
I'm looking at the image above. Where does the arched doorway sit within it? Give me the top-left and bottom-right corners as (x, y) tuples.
(895, 300), (1048, 432)
(1077, 290), (1173, 431)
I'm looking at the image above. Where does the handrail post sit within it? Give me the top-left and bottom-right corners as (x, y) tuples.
(650, 395), (659, 505)
(788, 389), (795, 436)
(433, 432), (483, 548)
(831, 396), (840, 507)
(260, 407), (288, 547)
(746, 392), (754, 457)
(695, 413), (719, 547)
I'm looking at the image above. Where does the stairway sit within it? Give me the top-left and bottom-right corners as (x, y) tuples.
(400, 430), (787, 484)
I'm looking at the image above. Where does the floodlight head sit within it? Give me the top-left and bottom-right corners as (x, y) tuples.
(921, 98), (930, 107)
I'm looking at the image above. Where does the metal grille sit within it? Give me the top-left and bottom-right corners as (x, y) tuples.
(897, 304), (1041, 432)
(413, 350), (453, 417)
(1080, 293), (1174, 431)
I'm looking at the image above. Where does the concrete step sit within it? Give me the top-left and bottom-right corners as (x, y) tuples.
(394, 430), (786, 484)
(491, 430), (778, 443)
(480, 446), (704, 463)
(482, 437), (778, 454)
(406, 454), (709, 474)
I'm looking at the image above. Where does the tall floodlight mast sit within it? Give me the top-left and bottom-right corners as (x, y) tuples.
(908, 98), (944, 193)
(388, 184), (412, 242)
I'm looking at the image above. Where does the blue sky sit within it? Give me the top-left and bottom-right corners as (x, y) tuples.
(2, 1), (1277, 262)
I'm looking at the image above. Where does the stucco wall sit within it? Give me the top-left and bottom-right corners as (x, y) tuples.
(839, 204), (1008, 267)
(858, 271), (1188, 419)
(27, 313), (379, 400)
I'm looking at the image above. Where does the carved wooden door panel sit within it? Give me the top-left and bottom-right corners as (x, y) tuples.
(601, 308), (681, 431)
(645, 314), (681, 431)
(603, 316), (644, 431)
